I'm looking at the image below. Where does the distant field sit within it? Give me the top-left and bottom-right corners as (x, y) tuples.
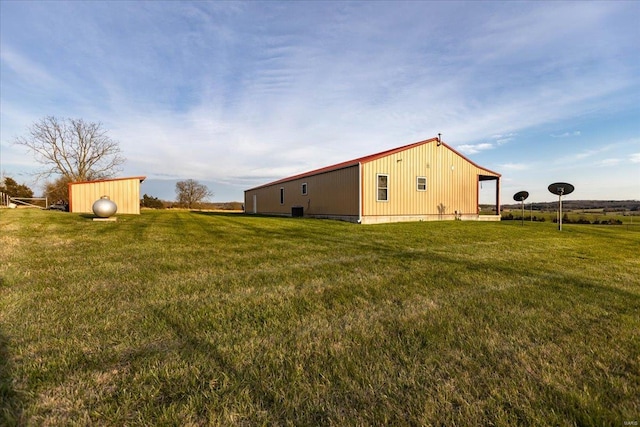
(1, 209), (638, 426)
(501, 209), (638, 225)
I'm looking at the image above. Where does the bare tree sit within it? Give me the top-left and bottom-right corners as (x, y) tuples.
(175, 179), (213, 209)
(14, 116), (125, 181)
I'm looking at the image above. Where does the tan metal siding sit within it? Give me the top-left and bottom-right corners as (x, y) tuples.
(245, 165), (359, 218)
(70, 178), (142, 214)
(362, 143), (498, 217)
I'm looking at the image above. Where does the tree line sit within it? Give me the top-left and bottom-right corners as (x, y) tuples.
(501, 200), (640, 211)
(502, 212), (624, 225)
(1, 174), (215, 209)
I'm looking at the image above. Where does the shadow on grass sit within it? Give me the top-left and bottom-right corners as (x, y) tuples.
(189, 210), (332, 240)
(190, 210), (295, 222)
(0, 328), (22, 426)
(190, 210), (249, 218)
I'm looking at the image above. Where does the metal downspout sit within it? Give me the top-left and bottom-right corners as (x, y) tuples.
(358, 162), (362, 223)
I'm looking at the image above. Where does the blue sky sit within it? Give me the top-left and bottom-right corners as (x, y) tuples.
(1, 1), (639, 203)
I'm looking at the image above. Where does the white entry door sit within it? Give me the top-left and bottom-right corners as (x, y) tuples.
(253, 195), (257, 214)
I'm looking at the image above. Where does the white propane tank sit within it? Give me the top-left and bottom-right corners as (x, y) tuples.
(92, 196), (117, 218)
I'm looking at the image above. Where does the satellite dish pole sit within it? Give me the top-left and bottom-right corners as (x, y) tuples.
(548, 183), (575, 231)
(558, 187), (564, 231)
(513, 191), (529, 226)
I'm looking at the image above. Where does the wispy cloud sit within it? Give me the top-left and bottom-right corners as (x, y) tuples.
(500, 163), (529, 171)
(573, 145), (617, 161)
(630, 153), (640, 164)
(492, 133), (517, 145)
(551, 131), (581, 138)
(456, 143), (494, 155)
(595, 158), (622, 167)
(456, 134), (516, 155)
(0, 47), (58, 88)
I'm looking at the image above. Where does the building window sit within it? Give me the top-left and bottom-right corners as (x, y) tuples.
(301, 183), (308, 195)
(377, 174), (388, 202)
(417, 176), (427, 191)
(280, 187), (284, 205)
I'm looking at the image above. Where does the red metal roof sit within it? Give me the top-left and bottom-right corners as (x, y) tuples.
(68, 176), (147, 186)
(246, 137), (500, 191)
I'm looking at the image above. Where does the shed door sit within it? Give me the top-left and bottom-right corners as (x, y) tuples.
(253, 195), (257, 214)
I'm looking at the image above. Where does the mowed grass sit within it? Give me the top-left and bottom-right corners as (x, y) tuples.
(1, 209), (638, 426)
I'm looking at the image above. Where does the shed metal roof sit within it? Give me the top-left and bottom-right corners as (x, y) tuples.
(68, 176), (147, 186)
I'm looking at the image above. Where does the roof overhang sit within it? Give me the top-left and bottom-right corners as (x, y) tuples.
(69, 176), (147, 186)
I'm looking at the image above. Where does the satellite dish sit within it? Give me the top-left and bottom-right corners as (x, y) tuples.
(548, 182), (574, 196)
(547, 182), (574, 231)
(513, 191), (529, 202)
(513, 191), (529, 225)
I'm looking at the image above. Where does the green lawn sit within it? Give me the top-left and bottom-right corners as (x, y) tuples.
(1, 209), (638, 426)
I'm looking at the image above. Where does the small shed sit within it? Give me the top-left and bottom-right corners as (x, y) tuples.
(245, 137), (501, 224)
(68, 176), (146, 215)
